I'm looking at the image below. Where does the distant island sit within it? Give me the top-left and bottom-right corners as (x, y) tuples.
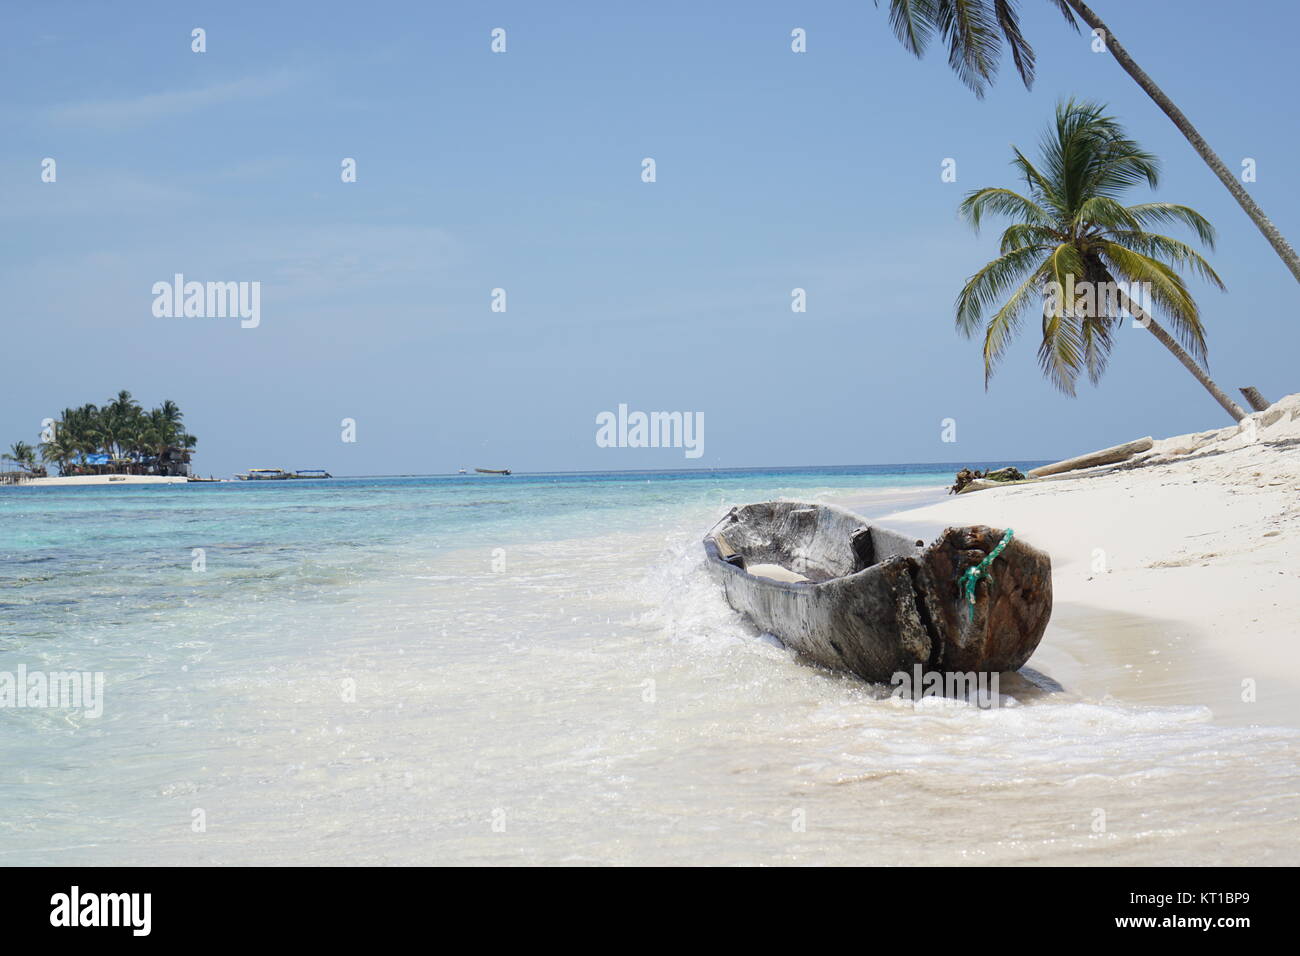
(2, 390), (196, 484)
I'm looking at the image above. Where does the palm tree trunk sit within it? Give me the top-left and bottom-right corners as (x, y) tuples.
(1065, 0), (1300, 286)
(1116, 289), (1247, 422)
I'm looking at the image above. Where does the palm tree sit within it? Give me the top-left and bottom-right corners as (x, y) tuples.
(103, 390), (142, 463)
(39, 431), (80, 476)
(955, 99), (1246, 421)
(876, 1), (1300, 285)
(158, 400), (183, 428)
(2, 441), (38, 473)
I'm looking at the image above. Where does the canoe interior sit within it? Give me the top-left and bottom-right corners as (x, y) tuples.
(703, 501), (1052, 681)
(708, 501), (923, 582)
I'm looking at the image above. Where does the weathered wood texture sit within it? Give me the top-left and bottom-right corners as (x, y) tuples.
(957, 477), (1033, 494)
(1027, 436), (1154, 478)
(915, 526), (1052, 672)
(1239, 387), (1271, 412)
(703, 502), (1052, 683)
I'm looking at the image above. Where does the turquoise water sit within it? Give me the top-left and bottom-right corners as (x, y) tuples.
(3, 464), (1299, 865)
(0, 466), (964, 645)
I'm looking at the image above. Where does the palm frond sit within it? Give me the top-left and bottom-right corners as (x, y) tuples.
(1045, 0), (1081, 30)
(1074, 195), (1139, 233)
(1009, 147), (1067, 219)
(1104, 230), (1225, 289)
(1098, 241), (1209, 363)
(1121, 202), (1217, 248)
(981, 261), (1049, 385)
(956, 245), (1046, 335)
(998, 223), (1056, 254)
(993, 0), (1034, 88)
(1079, 310), (1120, 385)
(1036, 242), (1090, 393)
(1037, 310), (1085, 396)
(936, 0), (1004, 98)
(1090, 141), (1160, 196)
(960, 186), (1054, 232)
(878, 0), (939, 56)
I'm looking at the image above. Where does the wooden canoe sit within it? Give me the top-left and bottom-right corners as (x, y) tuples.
(703, 501), (1052, 682)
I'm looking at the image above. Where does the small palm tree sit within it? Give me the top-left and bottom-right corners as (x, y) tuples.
(158, 400), (183, 428)
(3, 441), (38, 473)
(875, 0), (1300, 285)
(40, 432), (80, 476)
(956, 99), (1246, 421)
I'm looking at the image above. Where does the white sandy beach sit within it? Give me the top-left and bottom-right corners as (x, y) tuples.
(11, 474), (191, 486)
(864, 393), (1300, 726)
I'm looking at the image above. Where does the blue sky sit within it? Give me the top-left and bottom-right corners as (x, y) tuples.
(3, 1), (1298, 475)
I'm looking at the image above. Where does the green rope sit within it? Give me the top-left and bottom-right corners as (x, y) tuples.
(958, 528), (1014, 620)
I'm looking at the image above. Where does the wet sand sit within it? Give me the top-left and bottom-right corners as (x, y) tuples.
(842, 400), (1300, 728)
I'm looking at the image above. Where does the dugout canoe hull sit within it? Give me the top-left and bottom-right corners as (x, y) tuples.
(703, 501), (1052, 683)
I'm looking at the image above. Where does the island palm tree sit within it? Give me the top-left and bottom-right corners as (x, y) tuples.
(103, 390), (141, 463)
(2, 441), (38, 473)
(955, 99), (1246, 421)
(39, 430), (80, 475)
(158, 399), (183, 426)
(875, 0), (1300, 285)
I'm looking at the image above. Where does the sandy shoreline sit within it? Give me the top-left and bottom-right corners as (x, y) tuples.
(5, 474), (192, 486)
(835, 396), (1300, 727)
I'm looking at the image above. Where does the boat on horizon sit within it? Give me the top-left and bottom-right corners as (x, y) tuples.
(474, 468), (511, 475)
(237, 468), (292, 481)
(703, 501), (1051, 683)
(235, 468), (333, 481)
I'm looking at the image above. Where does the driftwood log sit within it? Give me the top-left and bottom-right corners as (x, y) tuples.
(1027, 437), (1153, 478)
(949, 466), (1025, 494)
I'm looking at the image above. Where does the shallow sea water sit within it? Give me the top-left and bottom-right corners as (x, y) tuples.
(2, 468), (1297, 865)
